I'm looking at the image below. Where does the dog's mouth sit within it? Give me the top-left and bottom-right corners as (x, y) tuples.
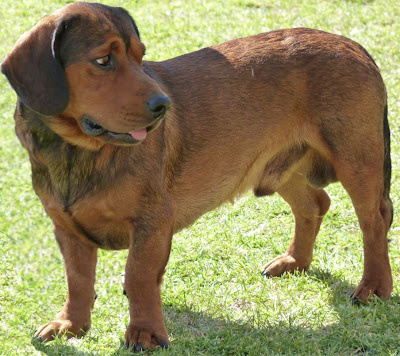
(81, 116), (161, 145)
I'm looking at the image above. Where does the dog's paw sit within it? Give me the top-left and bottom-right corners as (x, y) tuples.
(34, 320), (90, 342)
(261, 253), (309, 277)
(125, 323), (170, 351)
(351, 277), (393, 303)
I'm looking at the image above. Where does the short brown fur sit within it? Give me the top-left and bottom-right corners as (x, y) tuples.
(1, 2), (393, 351)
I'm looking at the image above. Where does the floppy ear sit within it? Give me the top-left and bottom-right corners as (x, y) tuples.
(1, 16), (69, 116)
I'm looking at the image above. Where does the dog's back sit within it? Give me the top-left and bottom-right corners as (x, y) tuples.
(149, 28), (388, 231)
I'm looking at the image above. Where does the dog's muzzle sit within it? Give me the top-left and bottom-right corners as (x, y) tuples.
(81, 95), (171, 144)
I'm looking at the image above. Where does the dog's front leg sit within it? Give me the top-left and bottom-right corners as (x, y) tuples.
(35, 225), (97, 341)
(124, 218), (173, 351)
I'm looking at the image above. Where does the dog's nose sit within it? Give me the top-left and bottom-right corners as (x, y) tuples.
(146, 94), (171, 119)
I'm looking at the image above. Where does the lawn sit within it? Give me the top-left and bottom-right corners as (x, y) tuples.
(1, 0), (400, 355)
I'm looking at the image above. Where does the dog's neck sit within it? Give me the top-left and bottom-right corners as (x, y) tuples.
(14, 100), (151, 210)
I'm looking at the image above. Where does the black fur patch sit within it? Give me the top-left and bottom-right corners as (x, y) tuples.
(383, 104), (391, 200)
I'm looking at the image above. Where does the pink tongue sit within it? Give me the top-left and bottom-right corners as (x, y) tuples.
(130, 128), (147, 141)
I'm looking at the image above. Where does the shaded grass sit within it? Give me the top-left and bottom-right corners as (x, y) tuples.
(1, 0), (400, 355)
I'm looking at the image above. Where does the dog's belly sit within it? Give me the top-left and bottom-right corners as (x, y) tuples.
(170, 142), (305, 231)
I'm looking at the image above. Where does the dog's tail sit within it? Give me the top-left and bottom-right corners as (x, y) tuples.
(383, 102), (393, 227)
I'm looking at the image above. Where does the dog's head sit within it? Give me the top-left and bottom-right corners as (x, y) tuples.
(1, 2), (171, 149)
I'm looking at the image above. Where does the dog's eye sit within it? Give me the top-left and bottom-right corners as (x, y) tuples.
(95, 55), (112, 67)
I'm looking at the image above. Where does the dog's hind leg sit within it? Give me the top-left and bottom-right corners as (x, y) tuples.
(317, 102), (392, 301)
(262, 171), (331, 277)
(35, 226), (97, 341)
(334, 159), (393, 301)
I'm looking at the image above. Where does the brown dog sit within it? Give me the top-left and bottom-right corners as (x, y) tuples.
(1, 1), (393, 351)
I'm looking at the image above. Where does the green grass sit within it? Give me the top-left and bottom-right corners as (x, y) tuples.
(1, 0), (400, 355)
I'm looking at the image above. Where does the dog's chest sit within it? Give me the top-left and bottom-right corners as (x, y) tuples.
(31, 149), (143, 250)
(39, 186), (137, 249)
(71, 196), (135, 249)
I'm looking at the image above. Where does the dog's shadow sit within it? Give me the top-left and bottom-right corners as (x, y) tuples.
(32, 269), (400, 355)
(32, 338), (96, 356)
